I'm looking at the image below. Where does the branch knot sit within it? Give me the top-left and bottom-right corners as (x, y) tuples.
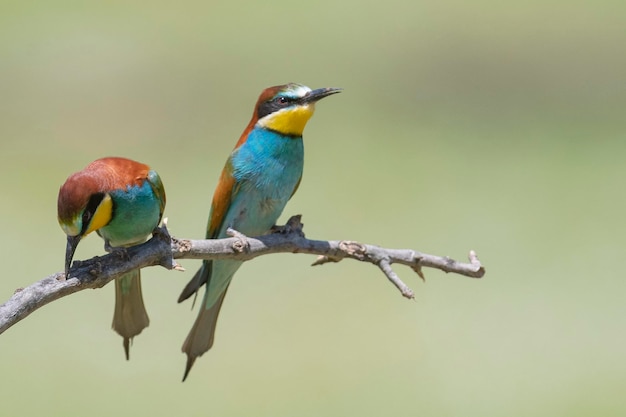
(338, 240), (367, 260)
(226, 228), (251, 253)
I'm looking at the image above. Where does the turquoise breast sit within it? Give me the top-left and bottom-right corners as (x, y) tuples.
(227, 127), (304, 238)
(98, 180), (162, 247)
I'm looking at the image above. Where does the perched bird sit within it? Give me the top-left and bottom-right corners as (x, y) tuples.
(57, 157), (166, 359)
(178, 83), (341, 380)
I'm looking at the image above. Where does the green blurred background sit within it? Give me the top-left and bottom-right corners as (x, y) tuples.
(1, 1), (625, 415)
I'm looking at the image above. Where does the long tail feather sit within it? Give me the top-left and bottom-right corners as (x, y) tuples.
(112, 269), (150, 360)
(181, 286), (229, 381)
(178, 261), (210, 303)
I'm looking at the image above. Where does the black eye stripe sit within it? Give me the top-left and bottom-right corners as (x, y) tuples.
(80, 193), (105, 234)
(257, 95), (298, 119)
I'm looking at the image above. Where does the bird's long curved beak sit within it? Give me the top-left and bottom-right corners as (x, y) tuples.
(65, 235), (82, 278)
(302, 87), (342, 104)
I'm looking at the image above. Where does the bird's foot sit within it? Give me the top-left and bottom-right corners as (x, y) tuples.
(226, 227), (250, 253)
(271, 215), (305, 237)
(104, 243), (131, 262)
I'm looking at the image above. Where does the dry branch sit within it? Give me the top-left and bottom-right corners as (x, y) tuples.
(0, 215), (485, 335)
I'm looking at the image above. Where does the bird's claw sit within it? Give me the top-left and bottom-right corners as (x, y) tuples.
(104, 242), (131, 262)
(270, 215), (305, 237)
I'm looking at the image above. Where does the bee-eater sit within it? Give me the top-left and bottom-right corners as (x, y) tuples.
(178, 83), (341, 380)
(57, 157), (166, 359)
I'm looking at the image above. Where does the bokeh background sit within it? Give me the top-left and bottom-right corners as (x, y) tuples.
(1, 1), (625, 416)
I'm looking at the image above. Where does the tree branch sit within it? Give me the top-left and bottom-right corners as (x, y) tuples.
(0, 215), (485, 335)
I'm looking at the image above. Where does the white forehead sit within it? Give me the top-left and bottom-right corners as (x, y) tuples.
(284, 84), (312, 99)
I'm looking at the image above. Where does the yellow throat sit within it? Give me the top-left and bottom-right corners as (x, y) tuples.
(85, 194), (113, 235)
(61, 193), (113, 237)
(259, 104), (316, 136)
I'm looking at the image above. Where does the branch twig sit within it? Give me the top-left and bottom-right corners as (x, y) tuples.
(0, 215), (485, 335)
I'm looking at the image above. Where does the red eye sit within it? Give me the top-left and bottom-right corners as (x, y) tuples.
(276, 96), (288, 104)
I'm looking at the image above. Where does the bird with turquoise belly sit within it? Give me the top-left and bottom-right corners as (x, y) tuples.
(178, 82), (341, 380)
(57, 157), (166, 359)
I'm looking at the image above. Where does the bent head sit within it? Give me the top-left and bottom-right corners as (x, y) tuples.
(255, 83), (341, 137)
(58, 171), (113, 277)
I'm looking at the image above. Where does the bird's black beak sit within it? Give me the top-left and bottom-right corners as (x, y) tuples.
(302, 87), (342, 104)
(65, 235), (82, 278)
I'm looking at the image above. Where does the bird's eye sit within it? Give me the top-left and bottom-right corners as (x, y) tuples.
(276, 96), (288, 104)
(82, 210), (92, 226)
